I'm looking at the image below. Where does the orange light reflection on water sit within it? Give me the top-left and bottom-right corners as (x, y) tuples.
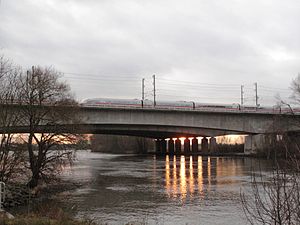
(197, 156), (203, 197)
(208, 157), (211, 189)
(165, 155), (204, 200)
(164, 155), (245, 200)
(165, 155), (171, 197)
(180, 156), (187, 200)
(189, 156), (194, 196)
(172, 155), (177, 198)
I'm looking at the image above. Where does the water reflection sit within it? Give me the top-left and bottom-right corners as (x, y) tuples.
(179, 156), (187, 200)
(197, 156), (203, 197)
(152, 155), (157, 191)
(164, 155), (247, 200)
(172, 155), (177, 198)
(54, 152), (275, 225)
(165, 155), (171, 197)
(189, 156), (194, 196)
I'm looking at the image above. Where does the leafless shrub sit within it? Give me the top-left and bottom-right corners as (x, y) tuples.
(15, 66), (83, 188)
(241, 74), (300, 224)
(0, 55), (26, 182)
(241, 161), (300, 225)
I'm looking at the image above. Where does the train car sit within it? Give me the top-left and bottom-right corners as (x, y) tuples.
(155, 100), (194, 109)
(81, 98), (142, 108)
(82, 98), (265, 112)
(195, 102), (240, 111)
(82, 98), (197, 109)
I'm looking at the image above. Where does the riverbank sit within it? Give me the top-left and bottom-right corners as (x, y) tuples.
(0, 213), (98, 225)
(2, 181), (97, 225)
(4, 181), (83, 210)
(0, 215), (148, 225)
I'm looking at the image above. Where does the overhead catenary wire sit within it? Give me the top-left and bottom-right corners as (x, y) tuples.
(63, 71), (292, 92)
(157, 78), (241, 87)
(60, 71), (292, 106)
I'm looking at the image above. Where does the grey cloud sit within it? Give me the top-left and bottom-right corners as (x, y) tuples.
(0, 0), (299, 103)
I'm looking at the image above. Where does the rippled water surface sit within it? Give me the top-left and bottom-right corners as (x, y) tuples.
(58, 151), (271, 225)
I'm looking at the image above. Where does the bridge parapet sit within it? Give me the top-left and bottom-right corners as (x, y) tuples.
(0, 105), (300, 137)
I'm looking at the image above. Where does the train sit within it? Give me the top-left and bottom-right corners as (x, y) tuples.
(81, 98), (267, 112)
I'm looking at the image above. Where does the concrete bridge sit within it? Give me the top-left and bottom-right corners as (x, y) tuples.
(1, 105), (300, 154)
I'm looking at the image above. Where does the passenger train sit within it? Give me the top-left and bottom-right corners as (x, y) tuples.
(81, 98), (284, 113)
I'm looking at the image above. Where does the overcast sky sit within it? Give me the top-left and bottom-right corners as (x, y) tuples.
(1, 0), (300, 105)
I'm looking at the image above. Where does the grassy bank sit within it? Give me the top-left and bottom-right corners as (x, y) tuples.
(0, 216), (97, 225)
(1, 203), (147, 225)
(0, 203), (98, 225)
(0, 215), (147, 225)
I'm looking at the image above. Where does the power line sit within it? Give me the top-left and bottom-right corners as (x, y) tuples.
(157, 78), (241, 87)
(60, 71), (292, 106)
(156, 88), (240, 93)
(64, 72), (140, 79)
(158, 94), (241, 100)
(259, 85), (290, 91)
(63, 76), (140, 83)
(63, 71), (291, 93)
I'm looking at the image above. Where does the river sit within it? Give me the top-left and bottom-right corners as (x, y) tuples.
(56, 151), (271, 225)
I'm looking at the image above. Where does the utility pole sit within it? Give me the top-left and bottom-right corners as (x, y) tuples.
(142, 78), (145, 101)
(240, 85), (244, 107)
(153, 74), (156, 107)
(141, 78), (145, 108)
(254, 82), (258, 108)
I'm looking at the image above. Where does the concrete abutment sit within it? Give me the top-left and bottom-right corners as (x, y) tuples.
(184, 138), (191, 154)
(201, 137), (208, 153)
(209, 137), (217, 153)
(168, 139), (175, 154)
(244, 134), (277, 155)
(192, 138), (198, 153)
(175, 139), (181, 154)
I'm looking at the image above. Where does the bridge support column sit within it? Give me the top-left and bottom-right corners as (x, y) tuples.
(184, 138), (190, 154)
(244, 134), (277, 156)
(192, 137), (198, 153)
(209, 137), (217, 153)
(168, 139), (175, 155)
(175, 139), (181, 155)
(155, 139), (162, 154)
(201, 137), (208, 153)
(160, 139), (167, 154)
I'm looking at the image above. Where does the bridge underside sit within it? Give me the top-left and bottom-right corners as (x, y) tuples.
(0, 124), (246, 138)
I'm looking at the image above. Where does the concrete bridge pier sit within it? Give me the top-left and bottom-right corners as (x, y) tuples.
(244, 134), (277, 155)
(155, 139), (167, 154)
(155, 139), (162, 154)
(184, 138), (191, 154)
(209, 137), (217, 152)
(160, 139), (167, 154)
(168, 139), (175, 155)
(175, 139), (181, 155)
(192, 137), (198, 153)
(201, 137), (208, 153)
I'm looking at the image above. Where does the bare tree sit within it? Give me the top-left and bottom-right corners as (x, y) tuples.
(241, 161), (300, 225)
(291, 74), (300, 104)
(241, 74), (300, 225)
(17, 66), (82, 188)
(0, 55), (25, 182)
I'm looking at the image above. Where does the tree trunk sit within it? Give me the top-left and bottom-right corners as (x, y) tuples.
(27, 131), (40, 188)
(27, 169), (39, 188)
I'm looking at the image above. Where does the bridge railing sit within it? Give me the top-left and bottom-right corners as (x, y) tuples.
(3, 100), (298, 115)
(81, 103), (299, 114)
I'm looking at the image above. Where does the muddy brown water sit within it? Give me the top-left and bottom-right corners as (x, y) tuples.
(46, 151), (271, 225)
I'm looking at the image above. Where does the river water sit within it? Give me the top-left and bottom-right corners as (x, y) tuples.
(57, 151), (271, 225)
